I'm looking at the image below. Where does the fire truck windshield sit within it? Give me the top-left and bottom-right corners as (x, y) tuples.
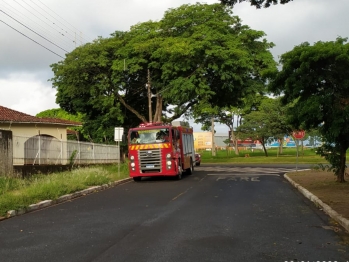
(130, 128), (169, 144)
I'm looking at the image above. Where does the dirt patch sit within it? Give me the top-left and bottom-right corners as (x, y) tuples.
(287, 169), (349, 220)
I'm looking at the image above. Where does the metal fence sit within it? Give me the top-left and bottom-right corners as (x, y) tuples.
(12, 135), (120, 166)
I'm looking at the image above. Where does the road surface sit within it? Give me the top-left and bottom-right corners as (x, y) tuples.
(1, 164), (348, 262)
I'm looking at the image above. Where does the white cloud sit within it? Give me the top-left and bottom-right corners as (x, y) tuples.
(0, 73), (58, 115)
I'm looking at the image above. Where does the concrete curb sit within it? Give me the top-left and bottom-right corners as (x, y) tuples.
(0, 177), (133, 221)
(284, 174), (349, 233)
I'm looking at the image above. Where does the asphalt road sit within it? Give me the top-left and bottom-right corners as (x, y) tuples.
(1, 164), (349, 262)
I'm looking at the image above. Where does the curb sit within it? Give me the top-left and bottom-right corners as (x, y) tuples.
(0, 177), (133, 222)
(284, 174), (349, 233)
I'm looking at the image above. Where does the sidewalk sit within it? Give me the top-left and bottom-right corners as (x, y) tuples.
(284, 174), (349, 232)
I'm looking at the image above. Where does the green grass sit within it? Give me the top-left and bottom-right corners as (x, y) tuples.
(0, 164), (129, 217)
(197, 147), (328, 164)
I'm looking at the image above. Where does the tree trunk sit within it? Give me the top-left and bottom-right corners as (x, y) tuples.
(116, 93), (148, 123)
(278, 138), (283, 155)
(262, 140), (268, 157)
(234, 142), (239, 155)
(337, 147), (347, 183)
(153, 95), (163, 123)
(229, 129), (239, 155)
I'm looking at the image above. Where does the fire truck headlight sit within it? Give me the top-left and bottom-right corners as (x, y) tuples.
(166, 153), (171, 158)
(130, 155), (135, 160)
(131, 162), (136, 167)
(166, 160), (172, 166)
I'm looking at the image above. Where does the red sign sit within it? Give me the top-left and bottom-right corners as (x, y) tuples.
(292, 130), (305, 139)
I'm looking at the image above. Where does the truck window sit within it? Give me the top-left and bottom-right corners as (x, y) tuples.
(130, 128), (170, 144)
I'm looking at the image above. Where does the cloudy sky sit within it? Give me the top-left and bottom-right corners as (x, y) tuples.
(1, 0), (348, 133)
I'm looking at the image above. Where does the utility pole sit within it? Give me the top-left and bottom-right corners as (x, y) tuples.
(147, 69), (152, 123)
(211, 117), (216, 156)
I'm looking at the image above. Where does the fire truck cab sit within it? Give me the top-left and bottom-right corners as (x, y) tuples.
(128, 121), (195, 181)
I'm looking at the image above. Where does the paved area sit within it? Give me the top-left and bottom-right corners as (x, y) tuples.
(1, 164), (349, 262)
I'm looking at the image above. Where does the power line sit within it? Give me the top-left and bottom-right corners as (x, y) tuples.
(1, 9), (69, 53)
(0, 19), (64, 58)
(1, 0), (75, 51)
(1, 0), (96, 57)
(11, 0), (77, 46)
(0, 1), (98, 60)
(29, 1), (82, 46)
(35, 0), (95, 44)
(24, 0), (79, 45)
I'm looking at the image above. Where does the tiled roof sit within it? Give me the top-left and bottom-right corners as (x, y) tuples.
(0, 105), (81, 126)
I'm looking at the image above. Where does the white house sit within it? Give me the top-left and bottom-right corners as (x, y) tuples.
(0, 105), (81, 165)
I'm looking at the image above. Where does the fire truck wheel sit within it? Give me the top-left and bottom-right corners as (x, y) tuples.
(133, 177), (142, 182)
(186, 158), (194, 175)
(176, 160), (183, 180)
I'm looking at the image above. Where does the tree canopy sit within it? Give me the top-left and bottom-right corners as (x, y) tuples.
(219, 0), (293, 8)
(36, 108), (87, 141)
(192, 93), (266, 154)
(50, 3), (276, 142)
(269, 37), (349, 182)
(235, 96), (291, 156)
(36, 108), (82, 122)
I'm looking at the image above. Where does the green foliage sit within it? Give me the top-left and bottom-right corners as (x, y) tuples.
(270, 37), (349, 182)
(193, 104), (244, 132)
(0, 176), (26, 195)
(36, 108), (82, 122)
(223, 139), (231, 145)
(69, 150), (78, 166)
(0, 164), (129, 216)
(316, 143), (340, 173)
(36, 108), (87, 141)
(219, 0), (293, 8)
(192, 88), (272, 156)
(235, 97), (292, 156)
(51, 36), (130, 143)
(51, 3), (276, 141)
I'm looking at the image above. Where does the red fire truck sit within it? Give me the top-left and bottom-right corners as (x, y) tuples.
(128, 121), (195, 181)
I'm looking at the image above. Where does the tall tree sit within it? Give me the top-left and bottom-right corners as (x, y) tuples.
(193, 93), (266, 155)
(51, 3), (276, 141)
(236, 97), (291, 156)
(220, 0), (293, 8)
(269, 37), (349, 182)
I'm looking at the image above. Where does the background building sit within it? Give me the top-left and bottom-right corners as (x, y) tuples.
(193, 132), (228, 151)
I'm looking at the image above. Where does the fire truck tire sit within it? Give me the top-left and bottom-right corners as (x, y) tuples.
(133, 177), (142, 182)
(186, 158), (194, 175)
(176, 160), (183, 180)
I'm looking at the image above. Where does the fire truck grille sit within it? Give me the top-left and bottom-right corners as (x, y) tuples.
(138, 149), (162, 173)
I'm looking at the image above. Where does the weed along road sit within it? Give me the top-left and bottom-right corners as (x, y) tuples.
(1, 164), (349, 262)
